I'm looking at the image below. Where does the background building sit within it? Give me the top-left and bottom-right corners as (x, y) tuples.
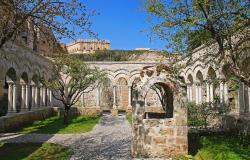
(66, 39), (110, 54)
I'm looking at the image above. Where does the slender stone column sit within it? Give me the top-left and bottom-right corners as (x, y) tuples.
(128, 86), (132, 106)
(96, 87), (100, 106)
(31, 85), (35, 109)
(209, 83), (214, 102)
(112, 86), (118, 116)
(42, 88), (46, 106)
(198, 84), (202, 104)
(49, 89), (52, 106)
(40, 86), (43, 106)
(224, 82), (228, 103)
(189, 84), (193, 101)
(187, 84), (190, 101)
(219, 81), (224, 103)
(13, 83), (17, 112)
(46, 89), (50, 106)
(206, 81), (210, 102)
(21, 84), (26, 111)
(127, 86), (132, 112)
(195, 83), (199, 104)
(113, 86), (117, 108)
(34, 86), (38, 108)
(7, 82), (13, 113)
(25, 85), (29, 110)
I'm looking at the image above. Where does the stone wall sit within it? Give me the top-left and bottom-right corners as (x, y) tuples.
(64, 107), (101, 116)
(222, 115), (250, 137)
(0, 106), (102, 132)
(142, 118), (188, 157)
(0, 107), (58, 132)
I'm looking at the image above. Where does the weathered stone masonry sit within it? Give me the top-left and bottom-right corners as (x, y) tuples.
(0, 44), (54, 115)
(131, 66), (188, 158)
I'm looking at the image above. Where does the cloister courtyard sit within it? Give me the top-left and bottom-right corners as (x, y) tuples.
(0, 0), (250, 160)
(0, 44), (249, 159)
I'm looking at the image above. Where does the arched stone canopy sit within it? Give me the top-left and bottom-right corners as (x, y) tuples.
(196, 70), (204, 83)
(5, 68), (17, 82)
(147, 82), (174, 118)
(131, 65), (187, 158)
(20, 72), (29, 84)
(132, 66), (186, 117)
(187, 74), (193, 83)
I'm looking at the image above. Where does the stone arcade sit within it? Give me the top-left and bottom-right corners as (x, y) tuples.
(0, 41), (249, 158)
(0, 44), (54, 115)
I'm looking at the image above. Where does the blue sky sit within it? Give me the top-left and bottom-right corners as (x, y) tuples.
(62, 0), (166, 50)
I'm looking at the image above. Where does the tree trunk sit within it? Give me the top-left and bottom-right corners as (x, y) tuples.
(64, 106), (70, 124)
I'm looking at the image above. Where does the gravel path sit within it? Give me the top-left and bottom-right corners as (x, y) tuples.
(0, 114), (132, 160)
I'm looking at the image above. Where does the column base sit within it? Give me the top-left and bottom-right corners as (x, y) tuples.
(30, 107), (39, 111)
(111, 108), (118, 117)
(7, 110), (17, 115)
(20, 108), (29, 112)
(126, 105), (132, 113)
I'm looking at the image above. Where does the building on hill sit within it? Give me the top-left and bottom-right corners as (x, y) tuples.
(66, 39), (110, 54)
(135, 48), (151, 51)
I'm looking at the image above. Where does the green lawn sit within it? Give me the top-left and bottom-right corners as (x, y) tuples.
(16, 115), (100, 134)
(189, 132), (250, 160)
(0, 143), (72, 160)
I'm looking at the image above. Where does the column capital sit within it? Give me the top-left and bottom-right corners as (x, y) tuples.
(194, 81), (201, 85)
(219, 79), (226, 83)
(7, 81), (14, 85)
(20, 81), (27, 85)
(30, 83), (36, 87)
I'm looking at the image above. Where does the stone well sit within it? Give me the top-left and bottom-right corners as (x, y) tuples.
(131, 65), (188, 158)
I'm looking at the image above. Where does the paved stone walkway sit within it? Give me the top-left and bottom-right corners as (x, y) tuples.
(0, 114), (132, 160)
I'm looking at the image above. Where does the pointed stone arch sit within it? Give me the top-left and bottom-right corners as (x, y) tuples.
(100, 78), (113, 110)
(116, 77), (129, 110)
